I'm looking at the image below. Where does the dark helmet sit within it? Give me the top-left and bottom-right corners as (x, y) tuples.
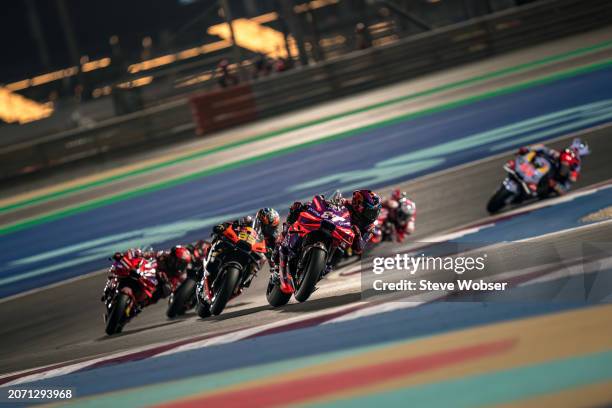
(256, 208), (280, 227)
(352, 189), (382, 222)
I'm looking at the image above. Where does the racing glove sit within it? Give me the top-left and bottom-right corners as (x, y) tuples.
(351, 225), (364, 255)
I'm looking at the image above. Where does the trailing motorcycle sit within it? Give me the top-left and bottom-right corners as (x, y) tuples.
(487, 152), (553, 214)
(102, 253), (159, 335)
(266, 194), (355, 306)
(165, 262), (200, 318)
(196, 220), (267, 318)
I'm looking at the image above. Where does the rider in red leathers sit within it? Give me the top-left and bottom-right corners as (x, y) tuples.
(155, 246), (193, 297)
(382, 189), (416, 242)
(103, 248), (161, 303)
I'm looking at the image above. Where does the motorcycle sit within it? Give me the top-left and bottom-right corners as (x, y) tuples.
(266, 194), (355, 306)
(487, 152), (553, 214)
(102, 254), (159, 335)
(195, 220), (267, 318)
(372, 197), (413, 243)
(167, 241), (211, 318)
(165, 262), (200, 318)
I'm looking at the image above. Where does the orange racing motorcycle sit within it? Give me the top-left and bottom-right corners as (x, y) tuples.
(195, 218), (268, 317)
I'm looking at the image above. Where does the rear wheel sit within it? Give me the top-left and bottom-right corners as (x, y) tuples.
(105, 293), (130, 335)
(166, 278), (196, 318)
(210, 266), (241, 315)
(487, 187), (513, 214)
(266, 279), (291, 307)
(294, 246), (326, 303)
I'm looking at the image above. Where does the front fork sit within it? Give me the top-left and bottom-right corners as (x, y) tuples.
(276, 242), (334, 294)
(277, 246), (296, 294)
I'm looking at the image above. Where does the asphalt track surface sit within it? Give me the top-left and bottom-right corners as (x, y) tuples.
(1, 124), (611, 376)
(1, 39), (612, 381)
(6, 219), (611, 405)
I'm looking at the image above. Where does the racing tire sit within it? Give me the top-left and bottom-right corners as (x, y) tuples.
(196, 300), (211, 318)
(105, 293), (129, 336)
(266, 280), (291, 307)
(487, 187), (513, 214)
(294, 246), (326, 303)
(166, 278), (196, 318)
(210, 266), (240, 316)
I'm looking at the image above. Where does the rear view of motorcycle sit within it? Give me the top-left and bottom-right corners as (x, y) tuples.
(266, 194), (355, 306)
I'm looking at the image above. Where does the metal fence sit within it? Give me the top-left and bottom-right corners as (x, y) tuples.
(1, 0), (611, 182)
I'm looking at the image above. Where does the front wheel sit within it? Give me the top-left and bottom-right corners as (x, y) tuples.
(196, 300), (211, 318)
(266, 279), (291, 307)
(105, 293), (130, 335)
(294, 246), (326, 303)
(210, 266), (241, 315)
(166, 278), (196, 318)
(487, 187), (513, 214)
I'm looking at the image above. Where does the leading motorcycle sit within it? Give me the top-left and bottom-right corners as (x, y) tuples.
(487, 152), (554, 214)
(266, 194), (355, 306)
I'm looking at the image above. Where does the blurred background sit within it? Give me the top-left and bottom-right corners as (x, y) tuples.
(0, 0), (557, 182)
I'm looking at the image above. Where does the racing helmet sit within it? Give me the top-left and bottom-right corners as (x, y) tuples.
(390, 189), (405, 201)
(256, 208), (280, 227)
(352, 189), (382, 222)
(171, 245), (192, 270)
(558, 149), (579, 178)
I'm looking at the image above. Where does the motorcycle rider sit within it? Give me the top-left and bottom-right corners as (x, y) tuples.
(285, 189), (382, 256)
(273, 190), (380, 281)
(208, 209), (281, 280)
(185, 240), (210, 280)
(155, 245), (193, 297)
(382, 189), (416, 242)
(517, 138), (589, 195)
(103, 248), (160, 303)
(255, 208), (281, 260)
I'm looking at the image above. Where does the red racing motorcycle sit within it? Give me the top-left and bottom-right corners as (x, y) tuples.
(102, 253), (159, 335)
(267, 195), (355, 306)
